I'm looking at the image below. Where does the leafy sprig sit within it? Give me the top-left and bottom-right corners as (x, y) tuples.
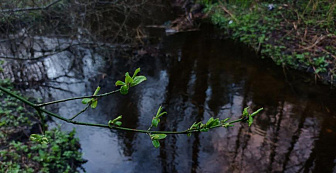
(148, 106), (167, 147)
(115, 68), (147, 95)
(150, 134), (167, 148)
(151, 106), (167, 128)
(242, 107), (264, 126)
(0, 67), (263, 148)
(108, 115), (123, 127)
(30, 134), (49, 144)
(81, 86), (100, 109)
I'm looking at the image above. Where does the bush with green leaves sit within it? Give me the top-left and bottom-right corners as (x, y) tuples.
(0, 80), (85, 173)
(0, 129), (85, 173)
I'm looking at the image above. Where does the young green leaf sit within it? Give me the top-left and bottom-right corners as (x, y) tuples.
(113, 115), (123, 122)
(152, 118), (160, 127)
(250, 108), (264, 117)
(152, 140), (160, 148)
(82, 98), (92, 104)
(40, 137), (49, 144)
(208, 118), (220, 128)
(30, 134), (49, 144)
(157, 111), (167, 118)
(125, 72), (133, 85)
(200, 128), (209, 132)
(155, 106), (167, 118)
(114, 121), (122, 126)
(189, 122), (202, 130)
(93, 86), (100, 96)
(91, 100), (98, 108)
(221, 118), (230, 124)
(189, 122), (197, 129)
(150, 134), (167, 140)
(130, 76), (147, 87)
(30, 134), (41, 141)
(248, 116), (253, 126)
(108, 120), (113, 128)
(206, 117), (214, 127)
(120, 85), (129, 95)
(156, 106), (163, 117)
(108, 115), (123, 127)
(115, 80), (125, 86)
(223, 123), (234, 128)
(132, 68), (141, 79)
(243, 107), (249, 117)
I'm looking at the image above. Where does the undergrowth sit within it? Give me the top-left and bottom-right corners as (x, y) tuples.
(202, 0), (336, 84)
(0, 79), (86, 173)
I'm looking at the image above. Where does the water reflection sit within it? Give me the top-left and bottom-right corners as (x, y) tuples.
(3, 28), (336, 172)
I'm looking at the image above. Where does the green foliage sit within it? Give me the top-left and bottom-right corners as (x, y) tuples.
(151, 106), (167, 128)
(186, 107), (263, 136)
(108, 115), (123, 127)
(147, 106), (168, 148)
(1, 68), (264, 157)
(0, 82), (33, 129)
(242, 107), (263, 126)
(204, 1), (335, 81)
(0, 81), (85, 172)
(0, 129), (85, 173)
(151, 139), (161, 148)
(150, 134), (167, 148)
(81, 86), (100, 109)
(115, 68), (147, 95)
(30, 134), (49, 144)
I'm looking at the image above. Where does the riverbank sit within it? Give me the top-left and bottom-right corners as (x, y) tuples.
(201, 1), (336, 85)
(0, 80), (86, 172)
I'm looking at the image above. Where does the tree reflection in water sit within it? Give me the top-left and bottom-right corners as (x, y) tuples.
(1, 27), (336, 173)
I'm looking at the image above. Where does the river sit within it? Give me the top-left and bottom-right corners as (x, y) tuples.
(2, 25), (336, 172)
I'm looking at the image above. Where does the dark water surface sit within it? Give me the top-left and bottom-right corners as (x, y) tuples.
(20, 28), (336, 173)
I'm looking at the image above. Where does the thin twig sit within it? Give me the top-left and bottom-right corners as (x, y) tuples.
(36, 89), (120, 107)
(301, 35), (326, 50)
(69, 104), (91, 120)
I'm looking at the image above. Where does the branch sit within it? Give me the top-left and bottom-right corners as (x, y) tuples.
(69, 104), (91, 120)
(0, 51), (62, 61)
(0, 42), (129, 61)
(1, 0), (62, 13)
(37, 105), (247, 134)
(0, 85), (251, 135)
(36, 89), (120, 107)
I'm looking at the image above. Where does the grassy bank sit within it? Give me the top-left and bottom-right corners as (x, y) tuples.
(0, 79), (86, 172)
(201, 0), (336, 84)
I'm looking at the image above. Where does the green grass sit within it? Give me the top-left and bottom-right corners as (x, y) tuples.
(202, 0), (336, 83)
